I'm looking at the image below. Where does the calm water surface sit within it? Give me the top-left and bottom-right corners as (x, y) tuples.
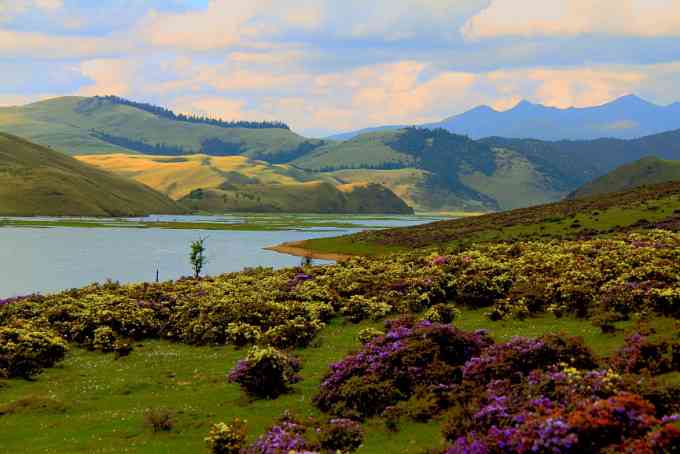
(0, 214), (442, 298)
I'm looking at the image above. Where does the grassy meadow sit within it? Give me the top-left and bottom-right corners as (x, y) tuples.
(3, 313), (675, 453)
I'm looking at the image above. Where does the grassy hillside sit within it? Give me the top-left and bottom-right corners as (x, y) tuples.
(295, 128), (577, 212)
(0, 133), (185, 216)
(298, 180), (680, 255)
(294, 130), (416, 170)
(482, 128), (680, 185)
(78, 154), (413, 214)
(0, 96), (323, 160)
(8, 96), (680, 214)
(181, 182), (414, 214)
(569, 156), (680, 199)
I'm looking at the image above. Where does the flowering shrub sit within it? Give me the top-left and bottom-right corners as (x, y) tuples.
(462, 334), (598, 384)
(317, 418), (363, 452)
(228, 346), (302, 399)
(341, 295), (392, 323)
(315, 320), (492, 418)
(260, 317), (324, 349)
(611, 332), (679, 375)
(226, 322), (262, 348)
(205, 418), (248, 454)
(1, 230), (678, 375)
(422, 304), (461, 324)
(444, 392), (680, 454)
(0, 324), (67, 378)
(248, 418), (311, 454)
(357, 327), (384, 345)
(92, 326), (117, 352)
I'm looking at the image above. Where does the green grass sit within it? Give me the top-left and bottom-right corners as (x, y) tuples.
(459, 148), (567, 210)
(294, 181), (680, 255)
(0, 320), (446, 454)
(1, 313), (674, 453)
(0, 97), (314, 159)
(571, 156), (680, 199)
(0, 133), (184, 217)
(293, 130), (413, 171)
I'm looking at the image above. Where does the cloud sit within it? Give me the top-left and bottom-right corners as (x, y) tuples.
(78, 59), (138, 96)
(463, 0), (680, 40)
(139, 0), (487, 52)
(140, 0), (270, 51)
(0, 28), (131, 58)
(0, 93), (57, 107)
(0, 0), (63, 19)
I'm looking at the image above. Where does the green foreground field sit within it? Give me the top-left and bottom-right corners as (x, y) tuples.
(2, 312), (676, 454)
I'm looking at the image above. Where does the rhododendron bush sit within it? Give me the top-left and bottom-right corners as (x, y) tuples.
(0, 231), (678, 361)
(313, 317), (680, 453)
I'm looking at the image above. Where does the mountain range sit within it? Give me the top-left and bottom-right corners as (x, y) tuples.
(4, 95), (680, 213)
(328, 95), (680, 141)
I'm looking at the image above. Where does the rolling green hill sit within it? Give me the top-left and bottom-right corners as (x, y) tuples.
(569, 156), (680, 199)
(294, 128), (575, 212)
(78, 154), (413, 214)
(0, 133), (185, 216)
(297, 127), (680, 212)
(0, 96), (324, 161)
(298, 179), (680, 255)
(180, 182), (414, 214)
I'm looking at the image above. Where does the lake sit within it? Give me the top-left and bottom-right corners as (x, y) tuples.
(0, 214), (444, 298)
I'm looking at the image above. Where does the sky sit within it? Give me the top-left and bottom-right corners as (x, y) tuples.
(2, 0), (680, 137)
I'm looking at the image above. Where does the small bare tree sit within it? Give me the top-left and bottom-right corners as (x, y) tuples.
(190, 237), (208, 278)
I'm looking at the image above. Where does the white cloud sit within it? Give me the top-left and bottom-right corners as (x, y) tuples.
(0, 28), (132, 58)
(78, 59), (138, 96)
(463, 0), (680, 40)
(0, 0), (63, 19)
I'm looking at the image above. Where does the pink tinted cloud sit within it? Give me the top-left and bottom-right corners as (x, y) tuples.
(463, 0), (680, 39)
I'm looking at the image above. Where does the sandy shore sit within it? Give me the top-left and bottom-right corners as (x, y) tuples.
(265, 241), (351, 262)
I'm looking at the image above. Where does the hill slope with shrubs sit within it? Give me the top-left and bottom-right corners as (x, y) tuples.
(1, 208), (679, 452)
(0, 133), (185, 216)
(299, 180), (680, 255)
(569, 156), (680, 199)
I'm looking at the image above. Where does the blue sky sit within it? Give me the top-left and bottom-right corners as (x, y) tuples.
(2, 0), (680, 136)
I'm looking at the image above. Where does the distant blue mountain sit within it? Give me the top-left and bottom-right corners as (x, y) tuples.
(427, 95), (680, 140)
(329, 95), (680, 141)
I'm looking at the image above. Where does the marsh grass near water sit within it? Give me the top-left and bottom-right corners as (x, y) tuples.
(0, 213), (448, 232)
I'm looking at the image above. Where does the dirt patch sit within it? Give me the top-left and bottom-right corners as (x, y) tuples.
(265, 241), (351, 262)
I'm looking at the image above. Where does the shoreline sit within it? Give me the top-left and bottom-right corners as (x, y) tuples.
(264, 241), (352, 262)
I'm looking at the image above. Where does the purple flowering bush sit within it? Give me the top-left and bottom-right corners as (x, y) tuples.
(317, 418), (363, 452)
(228, 346), (302, 399)
(611, 332), (680, 375)
(444, 392), (680, 454)
(248, 418), (311, 454)
(462, 334), (597, 384)
(314, 319), (492, 419)
(437, 345), (680, 454)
